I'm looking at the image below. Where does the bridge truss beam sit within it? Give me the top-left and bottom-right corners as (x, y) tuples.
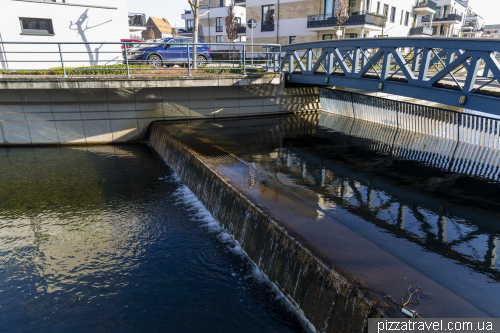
(273, 38), (500, 114)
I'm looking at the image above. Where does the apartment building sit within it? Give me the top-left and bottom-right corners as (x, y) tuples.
(415, 0), (468, 37)
(0, 0), (129, 69)
(482, 24), (500, 39)
(245, 0), (418, 48)
(181, 0), (247, 46)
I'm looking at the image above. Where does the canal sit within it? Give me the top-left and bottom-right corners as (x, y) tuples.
(0, 146), (309, 332)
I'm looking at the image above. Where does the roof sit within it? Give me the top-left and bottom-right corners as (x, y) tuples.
(149, 17), (173, 34)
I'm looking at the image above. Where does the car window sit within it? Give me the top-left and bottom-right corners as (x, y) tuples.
(169, 38), (183, 47)
(183, 39), (193, 44)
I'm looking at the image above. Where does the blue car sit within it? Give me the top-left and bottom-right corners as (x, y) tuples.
(125, 37), (211, 67)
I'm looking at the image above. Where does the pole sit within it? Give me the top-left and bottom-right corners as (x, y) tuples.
(187, 45), (191, 76)
(124, 43), (131, 78)
(251, 27), (253, 67)
(243, 45), (246, 75)
(58, 43), (67, 78)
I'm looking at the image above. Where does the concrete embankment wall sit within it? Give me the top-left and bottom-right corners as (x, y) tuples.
(320, 88), (500, 181)
(0, 75), (320, 146)
(149, 121), (394, 333)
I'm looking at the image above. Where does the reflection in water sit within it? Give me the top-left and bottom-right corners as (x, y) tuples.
(189, 113), (500, 317)
(0, 146), (308, 333)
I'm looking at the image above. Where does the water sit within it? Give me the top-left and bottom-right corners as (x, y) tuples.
(186, 113), (500, 317)
(0, 146), (309, 333)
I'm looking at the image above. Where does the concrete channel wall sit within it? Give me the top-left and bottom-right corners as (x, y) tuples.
(0, 75), (320, 146)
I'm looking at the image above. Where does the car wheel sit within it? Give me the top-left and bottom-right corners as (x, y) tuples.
(147, 54), (162, 68)
(196, 55), (207, 67)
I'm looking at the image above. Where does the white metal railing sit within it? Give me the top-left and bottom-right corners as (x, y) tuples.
(0, 41), (281, 77)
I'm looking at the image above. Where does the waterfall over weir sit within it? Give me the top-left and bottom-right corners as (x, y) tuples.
(320, 89), (500, 182)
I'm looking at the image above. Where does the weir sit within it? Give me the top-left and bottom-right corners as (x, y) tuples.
(148, 113), (494, 332)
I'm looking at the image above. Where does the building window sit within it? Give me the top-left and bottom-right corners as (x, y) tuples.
(376, 2), (380, 14)
(216, 17), (223, 32)
(219, 0), (224, 6)
(383, 5), (389, 19)
(324, 0), (333, 18)
(289, 36), (296, 44)
(400, 10), (403, 25)
(262, 5), (275, 25)
(186, 19), (193, 32)
(345, 33), (358, 39)
(404, 11), (409, 26)
(322, 34), (333, 40)
(365, 0), (371, 12)
(216, 35), (222, 43)
(348, 0), (356, 14)
(19, 17), (54, 35)
(390, 7), (396, 23)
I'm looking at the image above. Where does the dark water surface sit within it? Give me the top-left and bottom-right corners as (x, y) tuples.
(187, 113), (500, 317)
(0, 146), (308, 333)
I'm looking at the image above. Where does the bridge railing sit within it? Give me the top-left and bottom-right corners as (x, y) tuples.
(272, 37), (500, 114)
(0, 41), (281, 77)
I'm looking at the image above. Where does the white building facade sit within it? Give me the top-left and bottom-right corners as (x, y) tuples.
(0, 0), (130, 70)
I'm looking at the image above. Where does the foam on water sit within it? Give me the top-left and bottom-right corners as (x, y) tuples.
(169, 173), (316, 333)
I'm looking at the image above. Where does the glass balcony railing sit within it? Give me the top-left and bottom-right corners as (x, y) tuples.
(307, 13), (386, 29)
(414, 0), (437, 10)
(410, 27), (433, 36)
(422, 14), (462, 23)
(128, 13), (146, 27)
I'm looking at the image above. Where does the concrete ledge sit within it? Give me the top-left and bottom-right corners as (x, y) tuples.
(0, 74), (282, 90)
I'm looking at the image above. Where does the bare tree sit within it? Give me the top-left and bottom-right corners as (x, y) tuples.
(225, 5), (239, 56)
(187, 0), (210, 69)
(334, 0), (350, 39)
(148, 27), (155, 40)
(372, 13), (387, 37)
(172, 27), (178, 37)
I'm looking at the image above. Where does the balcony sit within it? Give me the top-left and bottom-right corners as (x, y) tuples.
(410, 26), (433, 36)
(128, 13), (146, 32)
(238, 25), (246, 34)
(413, 0), (437, 16)
(307, 13), (386, 30)
(234, 0), (246, 5)
(466, 14), (479, 21)
(261, 22), (275, 31)
(422, 14), (462, 25)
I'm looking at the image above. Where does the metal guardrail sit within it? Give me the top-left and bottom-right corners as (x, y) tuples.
(272, 38), (500, 114)
(0, 41), (281, 78)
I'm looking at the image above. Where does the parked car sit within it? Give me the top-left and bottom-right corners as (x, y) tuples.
(124, 37), (211, 67)
(120, 39), (143, 50)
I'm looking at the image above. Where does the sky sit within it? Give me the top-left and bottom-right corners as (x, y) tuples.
(127, 0), (500, 29)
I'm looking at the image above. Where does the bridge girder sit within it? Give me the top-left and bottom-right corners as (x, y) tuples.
(272, 38), (500, 114)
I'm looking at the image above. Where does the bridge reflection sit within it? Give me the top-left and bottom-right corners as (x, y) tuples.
(193, 113), (500, 285)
